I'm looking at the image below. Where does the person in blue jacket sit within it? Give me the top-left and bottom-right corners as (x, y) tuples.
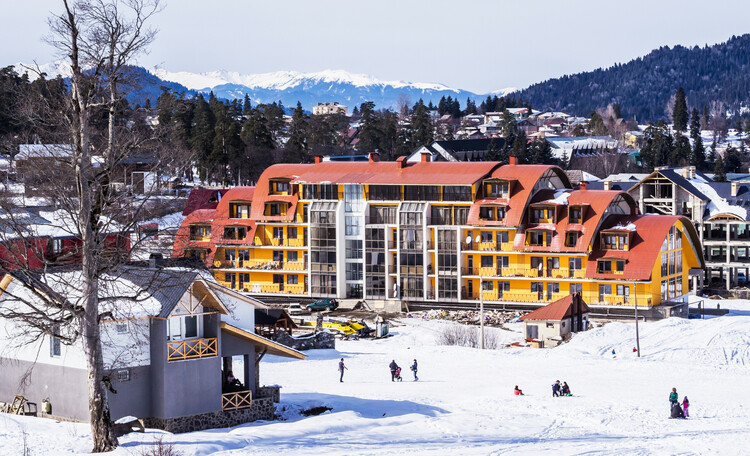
(410, 359), (418, 381)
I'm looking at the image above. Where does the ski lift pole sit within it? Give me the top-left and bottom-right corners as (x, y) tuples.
(633, 283), (640, 357)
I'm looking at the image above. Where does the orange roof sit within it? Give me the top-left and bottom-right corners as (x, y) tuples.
(210, 187), (258, 248)
(172, 209), (217, 262)
(520, 295), (590, 321)
(585, 214), (704, 280)
(290, 160), (501, 186)
(516, 189), (636, 253)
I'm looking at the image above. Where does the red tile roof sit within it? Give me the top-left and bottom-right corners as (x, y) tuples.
(172, 209), (217, 263)
(182, 188), (229, 216)
(585, 214), (704, 280)
(520, 294), (590, 321)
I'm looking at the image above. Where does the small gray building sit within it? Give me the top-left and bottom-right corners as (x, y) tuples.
(0, 266), (304, 433)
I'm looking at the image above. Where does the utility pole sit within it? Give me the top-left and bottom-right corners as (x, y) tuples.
(480, 277), (485, 349)
(633, 283), (641, 357)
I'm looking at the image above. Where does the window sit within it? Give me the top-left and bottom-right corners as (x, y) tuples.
(486, 181), (509, 198)
(676, 253), (682, 274)
(599, 284), (612, 300)
(116, 324), (128, 334)
(346, 263), (363, 280)
(346, 240), (363, 259)
(189, 225), (211, 240)
(345, 216), (361, 236)
(271, 180), (290, 194)
(527, 230), (551, 246)
(404, 185), (440, 201)
(288, 275), (298, 284)
(530, 257), (544, 271)
(116, 369), (130, 382)
(603, 233), (628, 250)
(497, 231), (509, 243)
(265, 202), (283, 216)
(675, 228), (682, 249)
(531, 282), (544, 299)
(597, 260), (612, 273)
(669, 226), (675, 250)
(273, 227), (284, 240)
(454, 207), (469, 225)
(569, 206), (582, 224)
(481, 256), (493, 267)
(229, 203), (251, 218)
(480, 231), (493, 243)
(443, 186), (473, 201)
(167, 315), (201, 341)
(479, 206), (505, 221)
(661, 279), (668, 301)
(287, 251), (298, 262)
(184, 316), (198, 338)
(570, 283), (582, 294)
(616, 260), (625, 272)
(273, 250), (283, 262)
(530, 207), (554, 223)
(482, 280), (493, 291)
(546, 322), (555, 328)
(569, 257), (581, 271)
(564, 232), (578, 247)
(546, 282), (559, 299)
(676, 276), (683, 296)
(497, 256), (509, 268)
(51, 238), (63, 254)
(287, 227), (298, 239)
(369, 185), (401, 201)
(50, 325), (61, 357)
(223, 226), (247, 240)
(371, 205), (397, 224)
(617, 284), (630, 303)
(661, 253), (668, 276)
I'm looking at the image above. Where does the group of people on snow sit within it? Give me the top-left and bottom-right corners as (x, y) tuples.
(552, 380), (571, 397)
(669, 387), (690, 419)
(337, 358), (418, 382)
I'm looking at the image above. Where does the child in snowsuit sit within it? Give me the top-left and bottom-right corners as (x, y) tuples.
(682, 396), (689, 418)
(552, 380), (561, 397)
(514, 385), (524, 396)
(410, 359), (418, 381)
(669, 388), (679, 409)
(561, 382), (571, 396)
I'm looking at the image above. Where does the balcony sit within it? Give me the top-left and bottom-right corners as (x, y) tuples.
(221, 390), (252, 411)
(213, 259), (307, 271)
(167, 338), (218, 362)
(253, 235), (306, 247)
(219, 281), (307, 295)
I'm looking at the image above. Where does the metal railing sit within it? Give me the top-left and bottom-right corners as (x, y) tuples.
(167, 338), (217, 362)
(253, 235), (305, 247)
(213, 259), (306, 271)
(222, 390), (252, 411)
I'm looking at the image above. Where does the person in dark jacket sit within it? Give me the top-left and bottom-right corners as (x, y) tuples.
(561, 381), (571, 396)
(338, 358), (347, 382)
(410, 359), (418, 381)
(389, 360), (399, 382)
(552, 380), (561, 397)
(671, 403), (685, 419)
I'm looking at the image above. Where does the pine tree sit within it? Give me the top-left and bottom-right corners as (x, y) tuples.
(410, 101), (434, 147)
(701, 105), (710, 131)
(689, 108), (700, 140)
(670, 133), (691, 166)
(190, 94), (217, 182)
(691, 135), (706, 171)
(714, 155), (727, 182)
(283, 102), (309, 163)
(484, 139), (501, 161)
(528, 138), (554, 164)
(243, 94), (252, 115)
(672, 87), (689, 132)
(724, 145), (743, 173)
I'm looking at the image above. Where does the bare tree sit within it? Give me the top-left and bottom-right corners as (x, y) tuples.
(0, 0), (163, 452)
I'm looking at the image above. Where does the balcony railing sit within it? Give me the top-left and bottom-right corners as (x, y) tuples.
(214, 259), (306, 271)
(253, 235), (306, 247)
(222, 390), (252, 411)
(167, 337), (217, 362)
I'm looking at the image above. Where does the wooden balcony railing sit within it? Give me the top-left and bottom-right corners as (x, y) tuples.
(222, 390), (252, 411)
(167, 337), (217, 362)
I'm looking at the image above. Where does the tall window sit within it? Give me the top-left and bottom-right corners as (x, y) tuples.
(50, 325), (61, 357)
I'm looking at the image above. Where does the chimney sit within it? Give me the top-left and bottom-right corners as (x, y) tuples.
(680, 168), (688, 179)
(396, 156), (407, 168)
(314, 155), (322, 164)
(732, 181), (739, 197)
(688, 166), (696, 179)
(420, 152), (431, 163)
(580, 181), (588, 190)
(368, 152), (380, 163)
(148, 253), (164, 269)
(509, 155), (517, 165)
(603, 181), (611, 191)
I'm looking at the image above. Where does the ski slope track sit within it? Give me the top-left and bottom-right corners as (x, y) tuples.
(2, 298), (750, 455)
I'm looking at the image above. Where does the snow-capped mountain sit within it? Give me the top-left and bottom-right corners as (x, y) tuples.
(151, 67), (511, 110)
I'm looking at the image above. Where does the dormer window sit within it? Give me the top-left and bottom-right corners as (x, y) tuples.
(564, 231), (578, 247)
(229, 202), (251, 218)
(485, 180), (510, 198)
(223, 226), (247, 240)
(527, 230), (552, 247)
(602, 233), (629, 250)
(598, 259), (625, 273)
(270, 180), (290, 195)
(264, 202), (286, 217)
(569, 206), (583, 224)
(478, 205), (505, 221)
(189, 224), (211, 241)
(530, 207), (555, 224)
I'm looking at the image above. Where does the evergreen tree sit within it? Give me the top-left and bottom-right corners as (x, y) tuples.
(671, 133), (691, 167)
(691, 135), (706, 171)
(511, 131), (528, 163)
(724, 145), (743, 173)
(283, 102), (309, 163)
(701, 105), (710, 131)
(484, 139), (501, 161)
(570, 124), (587, 137)
(410, 101), (434, 147)
(465, 98), (477, 115)
(588, 111), (607, 136)
(241, 109), (275, 183)
(639, 121), (673, 169)
(714, 155), (727, 182)
(528, 138), (554, 164)
(211, 101), (244, 184)
(672, 87), (689, 132)
(190, 94), (216, 182)
(357, 101), (382, 153)
(437, 96), (447, 116)
(689, 107), (701, 140)
(243, 94), (252, 115)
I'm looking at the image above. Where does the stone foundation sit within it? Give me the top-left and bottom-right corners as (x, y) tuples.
(143, 397), (275, 433)
(256, 386), (280, 403)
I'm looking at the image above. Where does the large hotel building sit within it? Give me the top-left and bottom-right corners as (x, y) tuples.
(173, 153), (704, 309)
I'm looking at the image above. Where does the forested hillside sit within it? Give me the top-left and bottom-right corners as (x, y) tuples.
(516, 34), (750, 121)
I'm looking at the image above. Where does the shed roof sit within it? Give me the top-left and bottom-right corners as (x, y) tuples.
(520, 295), (590, 321)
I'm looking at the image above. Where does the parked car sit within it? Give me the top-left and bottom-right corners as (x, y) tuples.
(306, 298), (338, 312)
(287, 303), (304, 315)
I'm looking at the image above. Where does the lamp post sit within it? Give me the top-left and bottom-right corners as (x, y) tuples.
(633, 283), (641, 357)
(480, 277), (485, 349)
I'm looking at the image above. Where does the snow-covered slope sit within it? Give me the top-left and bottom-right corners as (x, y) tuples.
(4, 300), (750, 455)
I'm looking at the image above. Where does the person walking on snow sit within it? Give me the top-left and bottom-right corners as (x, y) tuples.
(338, 358), (347, 382)
(552, 380), (561, 397)
(389, 360), (399, 382)
(410, 359), (418, 381)
(669, 388), (679, 410)
(682, 396), (690, 418)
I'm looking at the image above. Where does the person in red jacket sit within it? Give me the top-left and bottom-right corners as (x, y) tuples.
(514, 385), (524, 396)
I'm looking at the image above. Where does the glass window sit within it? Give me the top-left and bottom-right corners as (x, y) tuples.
(570, 283), (582, 294)
(454, 207), (469, 225)
(50, 325), (61, 357)
(598, 261), (612, 273)
(287, 251), (298, 262)
(184, 316), (198, 338)
(565, 232), (578, 247)
(616, 260), (625, 272)
(288, 275), (298, 284)
(569, 206), (582, 223)
(480, 231), (493, 243)
(481, 256), (493, 267)
(669, 252), (675, 275)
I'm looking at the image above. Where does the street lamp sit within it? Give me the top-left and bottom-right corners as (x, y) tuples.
(633, 283), (641, 357)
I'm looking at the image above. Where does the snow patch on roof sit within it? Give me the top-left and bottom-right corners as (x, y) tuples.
(608, 222), (637, 232)
(690, 177), (748, 220)
(540, 190), (571, 205)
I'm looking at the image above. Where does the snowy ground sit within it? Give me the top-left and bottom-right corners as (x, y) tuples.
(4, 302), (750, 456)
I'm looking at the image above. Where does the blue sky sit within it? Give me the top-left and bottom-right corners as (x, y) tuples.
(5, 0), (750, 93)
